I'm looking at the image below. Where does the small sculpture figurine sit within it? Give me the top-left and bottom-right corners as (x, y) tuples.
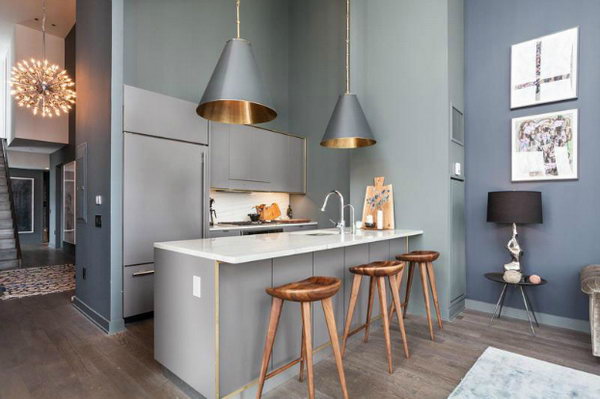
(504, 223), (523, 272)
(503, 270), (522, 284)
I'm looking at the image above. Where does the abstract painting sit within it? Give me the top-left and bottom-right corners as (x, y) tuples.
(11, 177), (34, 233)
(511, 27), (578, 109)
(511, 109), (578, 181)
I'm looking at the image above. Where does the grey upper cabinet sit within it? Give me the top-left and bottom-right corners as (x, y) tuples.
(124, 85), (208, 145)
(210, 123), (306, 193)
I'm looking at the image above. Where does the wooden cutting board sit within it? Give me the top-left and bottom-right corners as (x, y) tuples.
(361, 177), (394, 230)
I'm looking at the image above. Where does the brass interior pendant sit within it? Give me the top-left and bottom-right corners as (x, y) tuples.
(197, 0), (277, 124)
(321, 0), (375, 148)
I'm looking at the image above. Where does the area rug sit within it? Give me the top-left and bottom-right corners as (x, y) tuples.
(0, 264), (75, 300)
(449, 347), (600, 399)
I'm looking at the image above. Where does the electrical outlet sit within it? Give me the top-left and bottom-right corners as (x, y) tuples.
(193, 276), (201, 298)
(95, 215), (102, 227)
(82, 267), (87, 280)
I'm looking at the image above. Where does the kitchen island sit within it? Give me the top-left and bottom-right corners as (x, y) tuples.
(154, 228), (422, 399)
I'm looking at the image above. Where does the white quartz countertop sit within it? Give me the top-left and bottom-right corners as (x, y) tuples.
(209, 221), (317, 231)
(154, 228), (423, 264)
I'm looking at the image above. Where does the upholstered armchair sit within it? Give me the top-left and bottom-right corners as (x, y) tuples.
(581, 265), (600, 357)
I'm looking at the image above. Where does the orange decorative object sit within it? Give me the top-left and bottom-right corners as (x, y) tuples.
(256, 203), (281, 221)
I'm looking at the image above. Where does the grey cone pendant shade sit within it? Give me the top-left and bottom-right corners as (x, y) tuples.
(197, 1), (276, 124)
(321, 94), (375, 148)
(321, 0), (375, 148)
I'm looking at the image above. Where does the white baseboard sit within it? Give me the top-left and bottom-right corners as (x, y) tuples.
(465, 299), (590, 334)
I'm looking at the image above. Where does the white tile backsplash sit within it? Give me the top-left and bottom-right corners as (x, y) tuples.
(210, 190), (290, 223)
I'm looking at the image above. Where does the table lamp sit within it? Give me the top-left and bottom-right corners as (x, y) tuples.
(487, 191), (543, 272)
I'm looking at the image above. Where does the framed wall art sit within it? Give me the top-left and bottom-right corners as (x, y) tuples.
(511, 27), (578, 109)
(511, 109), (578, 182)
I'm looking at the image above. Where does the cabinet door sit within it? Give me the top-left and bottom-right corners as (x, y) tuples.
(269, 132), (289, 192)
(287, 136), (305, 193)
(123, 263), (154, 317)
(209, 122), (230, 190)
(124, 85), (208, 145)
(229, 125), (271, 183)
(124, 133), (205, 266)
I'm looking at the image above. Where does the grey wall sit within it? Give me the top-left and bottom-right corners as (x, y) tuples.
(9, 168), (44, 245)
(74, 0), (124, 333)
(288, 0), (350, 227)
(49, 25), (76, 249)
(465, 0), (600, 320)
(123, 0), (291, 132)
(348, 0), (455, 318)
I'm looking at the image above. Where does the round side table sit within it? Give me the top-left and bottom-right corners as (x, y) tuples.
(484, 272), (547, 335)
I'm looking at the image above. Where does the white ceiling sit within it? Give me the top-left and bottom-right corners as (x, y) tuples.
(0, 0), (75, 56)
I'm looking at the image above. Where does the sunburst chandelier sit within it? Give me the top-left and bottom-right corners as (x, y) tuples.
(10, 0), (75, 118)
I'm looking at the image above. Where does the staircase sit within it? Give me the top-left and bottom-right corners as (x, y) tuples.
(0, 140), (21, 270)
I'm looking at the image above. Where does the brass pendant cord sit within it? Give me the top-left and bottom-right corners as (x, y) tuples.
(345, 0), (350, 94)
(236, 0), (241, 39)
(42, 0), (47, 60)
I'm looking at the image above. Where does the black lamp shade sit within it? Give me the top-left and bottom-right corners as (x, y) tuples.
(487, 191), (543, 224)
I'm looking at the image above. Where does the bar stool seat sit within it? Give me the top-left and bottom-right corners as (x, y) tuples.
(342, 260), (409, 374)
(349, 260), (405, 277)
(394, 250), (442, 341)
(396, 250), (439, 263)
(266, 276), (341, 302)
(256, 276), (348, 399)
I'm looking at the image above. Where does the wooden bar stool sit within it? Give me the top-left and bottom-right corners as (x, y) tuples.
(256, 276), (348, 399)
(393, 250), (442, 341)
(341, 261), (409, 374)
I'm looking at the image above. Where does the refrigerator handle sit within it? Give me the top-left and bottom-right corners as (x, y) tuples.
(201, 150), (207, 238)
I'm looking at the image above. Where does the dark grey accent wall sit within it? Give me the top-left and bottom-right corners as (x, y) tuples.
(123, 0), (291, 132)
(49, 25), (76, 249)
(9, 168), (44, 245)
(74, 0), (123, 332)
(465, 0), (600, 320)
(288, 0), (350, 227)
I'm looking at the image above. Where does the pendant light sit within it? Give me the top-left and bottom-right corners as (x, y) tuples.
(321, 0), (375, 148)
(197, 0), (277, 125)
(10, 0), (76, 118)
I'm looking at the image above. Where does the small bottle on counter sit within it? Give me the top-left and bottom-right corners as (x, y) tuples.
(286, 204), (293, 219)
(377, 209), (384, 230)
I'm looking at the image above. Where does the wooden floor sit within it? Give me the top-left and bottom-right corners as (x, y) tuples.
(0, 292), (597, 399)
(20, 243), (75, 269)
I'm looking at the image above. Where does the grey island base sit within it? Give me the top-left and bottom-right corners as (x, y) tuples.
(154, 228), (423, 399)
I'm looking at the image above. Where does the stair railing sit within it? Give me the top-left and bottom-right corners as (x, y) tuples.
(1, 139), (22, 265)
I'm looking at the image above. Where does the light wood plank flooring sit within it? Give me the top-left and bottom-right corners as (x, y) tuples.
(0, 291), (597, 398)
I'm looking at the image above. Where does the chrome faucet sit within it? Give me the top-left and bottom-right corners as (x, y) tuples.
(321, 190), (347, 234)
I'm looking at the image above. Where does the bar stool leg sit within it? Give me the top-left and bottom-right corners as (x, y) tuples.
(426, 262), (443, 329)
(376, 276), (394, 374)
(418, 263), (435, 341)
(299, 327), (305, 382)
(389, 274), (410, 359)
(322, 297), (350, 399)
(364, 277), (376, 342)
(389, 266), (404, 322)
(342, 274), (362, 356)
(301, 302), (315, 399)
(403, 262), (415, 318)
(256, 298), (284, 399)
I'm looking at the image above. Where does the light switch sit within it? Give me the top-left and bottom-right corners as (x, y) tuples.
(95, 195), (103, 205)
(193, 275), (201, 298)
(454, 162), (462, 176)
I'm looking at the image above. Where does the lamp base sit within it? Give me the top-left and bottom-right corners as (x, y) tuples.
(503, 222), (523, 272)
